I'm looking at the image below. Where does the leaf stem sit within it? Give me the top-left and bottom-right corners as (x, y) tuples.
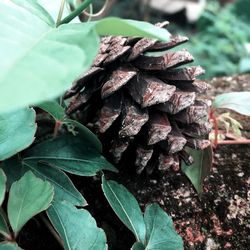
(59, 0), (94, 25)
(56, 0), (66, 27)
(39, 214), (64, 248)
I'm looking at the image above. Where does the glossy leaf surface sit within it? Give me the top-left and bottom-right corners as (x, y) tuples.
(22, 161), (86, 206)
(213, 92), (250, 116)
(7, 171), (54, 233)
(144, 204), (183, 250)
(0, 0), (99, 113)
(24, 135), (117, 176)
(95, 18), (170, 41)
(0, 169), (6, 205)
(47, 201), (106, 250)
(182, 146), (213, 195)
(0, 208), (10, 238)
(102, 177), (146, 243)
(0, 108), (36, 161)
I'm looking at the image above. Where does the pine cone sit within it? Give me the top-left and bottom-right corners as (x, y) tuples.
(64, 21), (212, 174)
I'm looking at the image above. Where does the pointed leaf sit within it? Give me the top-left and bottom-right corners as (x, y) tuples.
(181, 146), (212, 195)
(0, 0), (99, 113)
(213, 92), (250, 116)
(47, 201), (106, 250)
(0, 208), (10, 238)
(7, 171), (54, 234)
(23, 135), (117, 176)
(131, 242), (144, 250)
(0, 242), (23, 250)
(23, 161), (86, 206)
(0, 169), (6, 206)
(37, 100), (65, 121)
(144, 204), (183, 250)
(0, 108), (36, 161)
(94, 18), (171, 41)
(102, 177), (146, 243)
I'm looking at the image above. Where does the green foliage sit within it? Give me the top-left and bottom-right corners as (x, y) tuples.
(102, 176), (146, 243)
(144, 204), (183, 249)
(47, 201), (107, 250)
(0, 242), (23, 250)
(7, 171), (54, 234)
(0, 108), (36, 161)
(182, 147), (213, 195)
(94, 18), (170, 41)
(23, 134), (117, 176)
(22, 160), (87, 206)
(0, 208), (10, 238)
(0, 0), (99, 114)
(186, 0), (250, 78)
(0, 0), (183, 248)
(102, 177), (183, 249)
(0, 170), (6, 206)
(213, 92), (250, 116)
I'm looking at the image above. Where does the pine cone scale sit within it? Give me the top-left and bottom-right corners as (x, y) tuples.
(65, 22), (211, 174)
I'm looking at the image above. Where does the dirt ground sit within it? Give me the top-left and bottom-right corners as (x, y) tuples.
(18, 75), (250, 250)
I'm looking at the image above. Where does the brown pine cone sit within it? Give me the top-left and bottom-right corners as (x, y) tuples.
(64, 21), (212, 174)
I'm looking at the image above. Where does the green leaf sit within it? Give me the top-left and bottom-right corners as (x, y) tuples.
(1, 157), (26, 190)
(131, 242), (144, 250)
(0, 169), (6, 206)
(24, 134), (117, 176)
(94, 18), (171, 41)
(213, 92), (250, 116)
(102, 177), (146, 243)
(47, 201), (106, 250)
(181, 146), (212, 195)
(0, 0), (99, 113)
(0, 208), (10, 238)
(12, 0), (54, 26)
(23, 161), (86, 206)
(0, 242), (23, 250)
(7, 171), (54, 234)
(37, 100), (65, 121)
(0, 108), (36, 161)
(144, 204), (183, 250)
(64, 119), (102, 152)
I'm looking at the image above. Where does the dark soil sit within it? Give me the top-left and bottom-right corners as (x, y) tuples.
(17, 75), (250, 250)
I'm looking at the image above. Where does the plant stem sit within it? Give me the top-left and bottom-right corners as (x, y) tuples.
(39, 214), (64, 248)
(59, 0), (94, 25)
(217, 139), (250, 145)
(56, 0), (66, 27)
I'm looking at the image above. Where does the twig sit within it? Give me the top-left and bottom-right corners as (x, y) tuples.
(217, 139), (250, 145)
(39, 214), (64, 248)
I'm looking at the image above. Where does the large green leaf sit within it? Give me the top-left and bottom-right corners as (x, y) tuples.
(181, 146), (212, 195)
(22, 161), (86, 206)
(94, 18), (171, 41)
(0, 0), (99, 113)
(144, 204), (183, 250)
(47, 201), (106, 250)
(23, 134), (117, 176)
(213, 92), (250, 116)
(0, 169), (6, 206)
(0, 242), (23, 250)
(102, 177), (146, 243)
(0, 208), (10, 238)
(0, 108), (36, 161)
(7, 171), (54, 234)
